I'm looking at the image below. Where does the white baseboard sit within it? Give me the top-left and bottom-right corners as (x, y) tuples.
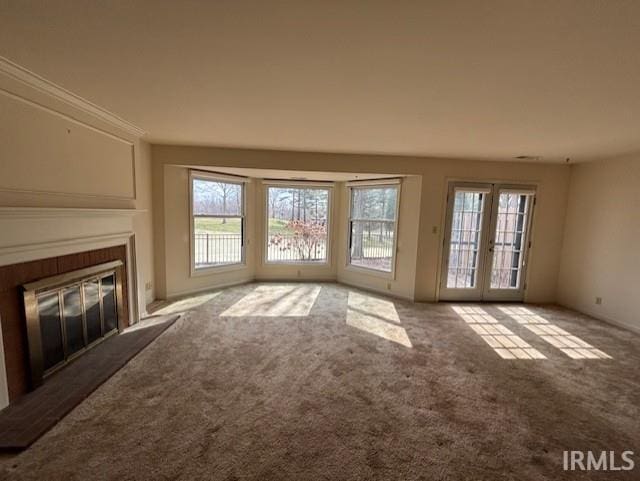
(338, 279), (414, 301)
(559, 302), (640, 335)
(254, 276), (337, 283)
(163, 278), (253, 301)
(154, 277), (417, 305)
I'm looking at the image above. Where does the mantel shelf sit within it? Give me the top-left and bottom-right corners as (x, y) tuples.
(0, 207), (147, 218)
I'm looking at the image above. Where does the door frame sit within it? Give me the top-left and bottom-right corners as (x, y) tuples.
(481, 184), (537, 302)
(438, 182), (494, 301)
(438, 181), (537, 302)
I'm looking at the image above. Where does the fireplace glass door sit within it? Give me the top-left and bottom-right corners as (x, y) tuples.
(34, 272), (120, 375)
(84, 279), (102, 344)
(38, 292), (65, 372)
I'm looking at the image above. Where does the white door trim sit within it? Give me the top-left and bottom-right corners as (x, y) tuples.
(438, 182), (536, 302)
(439, 182), (493, 301)
(481, 185), (536, 302)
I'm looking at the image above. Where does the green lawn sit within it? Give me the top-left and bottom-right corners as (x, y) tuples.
(194, 217), (242, 234)
(194, 218), (295, 234)
(267, 218), (293, 234)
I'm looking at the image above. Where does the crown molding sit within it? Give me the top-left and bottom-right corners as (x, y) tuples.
(0, 56), (146, 138)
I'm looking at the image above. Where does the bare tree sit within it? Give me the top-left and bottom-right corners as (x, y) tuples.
(215, 182), (237, 224)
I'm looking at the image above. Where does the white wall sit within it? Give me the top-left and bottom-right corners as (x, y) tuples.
(0, 60), (155, 315)
(558, 154), (640, 332)
(0, 88), (135, 200)
(413, 161), (570, 303)
(132, 141), (156, 309)
(152, 145), (571, 303)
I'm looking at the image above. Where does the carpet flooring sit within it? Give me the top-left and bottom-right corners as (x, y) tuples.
(0, 314), (178, 450)
(0, 282), (638, 480)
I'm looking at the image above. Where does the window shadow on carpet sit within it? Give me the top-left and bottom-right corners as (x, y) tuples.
(346, 292), (412, 348)
(452, 305), (546, 359)
(498, 306), (612, 359)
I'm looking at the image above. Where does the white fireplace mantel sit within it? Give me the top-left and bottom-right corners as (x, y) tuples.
(0, 206), (144, 218)
(0, 207), (144, 264)
(0, 206), (146, 410)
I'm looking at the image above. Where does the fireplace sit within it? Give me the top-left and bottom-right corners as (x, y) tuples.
(22, 260), (125, 387)
(0, 208), (136, 408)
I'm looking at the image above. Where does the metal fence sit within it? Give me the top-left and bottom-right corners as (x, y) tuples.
(267, 234), (327, 262)
(194, 231), (394, 269)
(349, 230), (394, 272)
(194, 233), (242, 266)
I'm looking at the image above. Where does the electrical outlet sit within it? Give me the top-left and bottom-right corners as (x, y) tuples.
(387, 282), (392, 290)
(145, 281), (153, 291)
(595, 297), (602, 305)
(297, 269), (301, 277)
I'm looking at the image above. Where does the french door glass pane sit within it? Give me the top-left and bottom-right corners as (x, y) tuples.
(490, 193), (530, 289)
(447, 191), (485, 288)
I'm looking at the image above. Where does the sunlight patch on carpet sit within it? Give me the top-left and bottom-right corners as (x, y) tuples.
(220, 284), (321, 317)
(153, 292), (221, 316)
(452, 305), (546, 359)
(347, 292), (412, 347)
(498, 306), (612, 359)
(347, 291), (401, 324)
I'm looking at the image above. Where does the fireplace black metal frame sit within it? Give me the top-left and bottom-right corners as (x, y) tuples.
(22, 260), (125, 388)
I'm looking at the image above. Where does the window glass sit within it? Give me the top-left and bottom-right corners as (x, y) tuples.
(266, 186), (330, 263)
(348, 185), (399, 272)
(192, 176), (244, 269)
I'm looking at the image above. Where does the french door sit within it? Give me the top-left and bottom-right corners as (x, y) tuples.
(439, 182), (535, 302)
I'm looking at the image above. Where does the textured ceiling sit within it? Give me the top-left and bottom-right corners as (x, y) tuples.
(1, 1), (640, 162)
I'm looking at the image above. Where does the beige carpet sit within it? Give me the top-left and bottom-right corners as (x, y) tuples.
(1, 282), (639, 480)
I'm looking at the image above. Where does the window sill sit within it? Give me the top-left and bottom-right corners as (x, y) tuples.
(190, 262), (248, 278)
(263, 260), (331, 267)
(344, 264), (395, 280)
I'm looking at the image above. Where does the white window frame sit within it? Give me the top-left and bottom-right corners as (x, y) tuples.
(263, 181), (333, 265)
(189, 170), (248, 276)
(346, 180), (401, 279)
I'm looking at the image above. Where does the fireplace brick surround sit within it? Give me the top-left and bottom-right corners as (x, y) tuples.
(0, 245), (129, 401)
